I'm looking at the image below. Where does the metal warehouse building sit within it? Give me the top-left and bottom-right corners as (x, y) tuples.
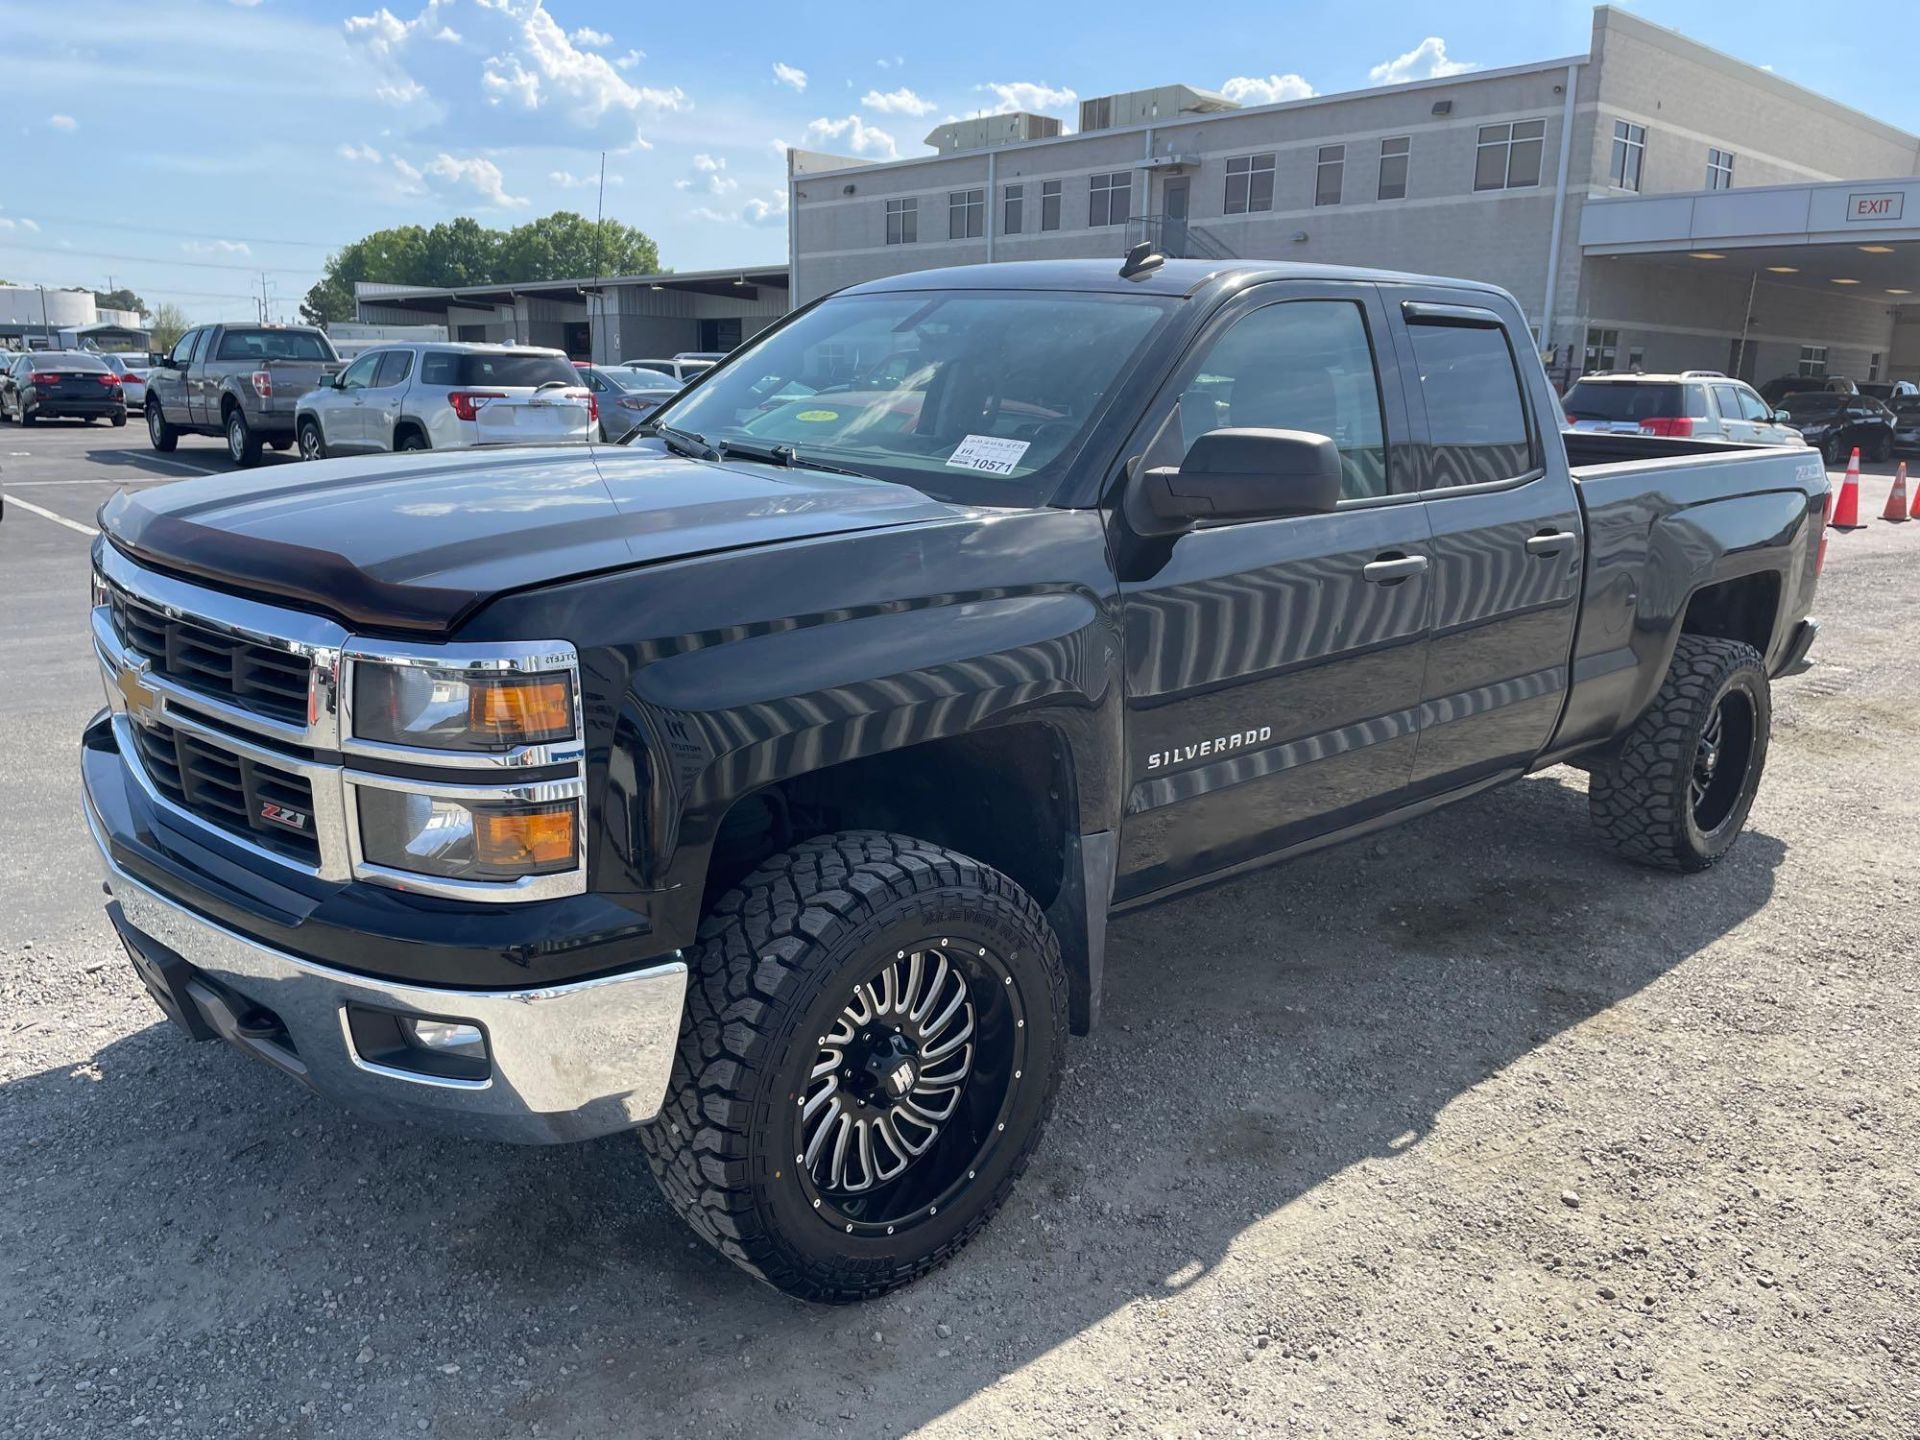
(785, 6), (1920, 388)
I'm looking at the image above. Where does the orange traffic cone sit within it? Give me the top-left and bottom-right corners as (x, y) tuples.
(1830, 448), (1863, 530)
(1883, 462), (1910, 523)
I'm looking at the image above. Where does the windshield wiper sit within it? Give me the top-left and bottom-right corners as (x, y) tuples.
(715, 440), (875, 481)
(641, 422), (720, 461)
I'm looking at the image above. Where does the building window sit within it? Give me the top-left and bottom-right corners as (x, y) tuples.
(1475, 120), (1546, 191)
(885, 197), (917, 245)
(1798, 345), (1828, 378)
(1004, 184), (1024, 236)
(1610, 120), (1647, 191)
(1080, 96), (1112, 132)
(1585, 327), (1619, 373)
(1315, 145), (1345, 206)
(1627, 345), (1646, 371)
(1040, 179), (1062, 231)
(1378, 136), (1410, 201)
(948, 188), (983, 240)
(1224, 154), (1275, 214)
(1706, 147), (1734, 190)
(1089, 171), (1131, 227)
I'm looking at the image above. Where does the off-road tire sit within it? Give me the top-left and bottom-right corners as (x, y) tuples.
(147, 402), (177, 452)
(1589, 635), (1770, 872)
(641, 830), (1068, 1303)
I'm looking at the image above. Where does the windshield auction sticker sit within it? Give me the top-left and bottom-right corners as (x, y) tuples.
(945, 434), (1031, 475)
(795, 409), (840, 422)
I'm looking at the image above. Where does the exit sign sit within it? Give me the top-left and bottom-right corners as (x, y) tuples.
(1846, 192), (1906, 222)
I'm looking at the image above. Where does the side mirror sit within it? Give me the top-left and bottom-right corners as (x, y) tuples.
(1772, 409), (1792, 424)
(1124, 428), (1343, 537)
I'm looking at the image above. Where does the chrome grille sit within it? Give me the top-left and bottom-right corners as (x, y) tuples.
(130, 717), (321, 864)
(110, 588), (312, 724)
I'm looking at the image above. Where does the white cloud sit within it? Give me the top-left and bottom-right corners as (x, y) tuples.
(979, 81), (1075, 114)
(183, 239), (253, 256)
(800, 114), (897, 159)
(1220, 73), (1316, 106)
(615, 49), (643, 70)
(375, 78), (428, 105)
(686, 206), (734, 223)
(229, 0), (263, 7)
(773, 61), (807, 92)
(689, 189), (789, 228)
(0, 217), (41, 233)
(1368, 37), (1477, 86)
(568, 26), (611, 47)
(549, 168), (621, 188)
(433, 24), (460, 42)
(47, 114), (78, 131)
(862, 86), (936, 116)
(876, 55), (903, 69)
(423, 152), (528, 206)
(338, 142), (385, 163)
(686, 153), (738, 193)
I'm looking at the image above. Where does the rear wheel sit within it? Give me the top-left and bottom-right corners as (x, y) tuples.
(147, 402), (177, 452)
(641, 831), (1067, 1303)
(19, 402), (34, 427)
(226, 407), (262, 466)
(395, 427), (429, 452)
(1588, 635), (1770, 872)
(111, 411), (127, 428)
(1872, 431), (1894, 463)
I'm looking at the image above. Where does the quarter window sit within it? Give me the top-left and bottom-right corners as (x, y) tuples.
(1004, 183), (1024, 235)
(1610, 120), (1647, 191)
(1315, 145), (1345, 206)
(948, 188), (984, 240)
(1173, 300), (1392, 501)
(1406, 319), (1537, 489)
(1378, 136), (1410, 201)
(1474, 120), (1545, 191)
(1707, 147), (1735, 190)
(1089, 171), (1131, 227)
(1040, 179), (1062, 231)
(1224, 154), (1275, 214)
(884, 197), (917, 245)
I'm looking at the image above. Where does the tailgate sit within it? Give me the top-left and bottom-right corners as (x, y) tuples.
(471, 390), (594, 445)
(256, 359), (338, 413)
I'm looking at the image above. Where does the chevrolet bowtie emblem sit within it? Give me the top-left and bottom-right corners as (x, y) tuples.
(113, 658), (160, 723)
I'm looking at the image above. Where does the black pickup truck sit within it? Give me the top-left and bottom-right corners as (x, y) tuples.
(81, 259), (1825, 1302)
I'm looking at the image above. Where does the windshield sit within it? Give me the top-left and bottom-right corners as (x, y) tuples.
(616, 367), (678, 389)
(1780, 394), (1845, 417)
(1562, 381), (1683, 422)
(650, 289), (1176, 505)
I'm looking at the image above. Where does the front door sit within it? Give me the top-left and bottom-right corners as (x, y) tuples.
(326, 352), (382, 450)
(1161, 177), (1191, 257)
(1113, 281), (1432, 901)
(1712, 382), (1759, 443)
(1386, 290), (1584, 795)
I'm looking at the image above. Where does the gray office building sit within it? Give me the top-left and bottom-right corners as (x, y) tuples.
(786, 7), (1920, 386)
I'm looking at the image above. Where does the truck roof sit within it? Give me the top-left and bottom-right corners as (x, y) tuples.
(839, 257), (1520, 301)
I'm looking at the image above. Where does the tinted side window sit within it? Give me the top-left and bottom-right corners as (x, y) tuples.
(214, 328), (333, 362)
(1406, 321), (1535, 489)
(373, 350), (414, 388)
(1176, 299), (1391, 501)
(1711, 384), (1743, 420)
(1735, 387), (1773, 423)
(173, 330), (203, 367)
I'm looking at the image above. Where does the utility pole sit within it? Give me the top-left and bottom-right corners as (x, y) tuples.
(38, 284), (50, 345)
(591, 150), (607, 363)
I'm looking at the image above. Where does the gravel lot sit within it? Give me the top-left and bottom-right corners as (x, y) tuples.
(2, 422), (1916, 1439)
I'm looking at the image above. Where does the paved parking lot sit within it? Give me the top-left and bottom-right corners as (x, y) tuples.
(2, 422), (1917, 1439)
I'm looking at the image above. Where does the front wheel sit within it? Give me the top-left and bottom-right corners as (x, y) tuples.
(297, 418), (327, 462)
(147, 402), (177, 452)
(1588, 635), (1771, 872)
(1872, 431), (1894, 463)
(641, 831), (1068, 1303)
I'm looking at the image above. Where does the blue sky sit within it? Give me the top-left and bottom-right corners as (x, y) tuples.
(0, 0), (1911, 321)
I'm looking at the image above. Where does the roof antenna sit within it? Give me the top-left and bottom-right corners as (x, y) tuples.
(1118, 241), (1165, 282)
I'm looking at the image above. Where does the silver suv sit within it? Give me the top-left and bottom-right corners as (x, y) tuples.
(294, 343), (593, 459)
(1561, 371), (1802, 446)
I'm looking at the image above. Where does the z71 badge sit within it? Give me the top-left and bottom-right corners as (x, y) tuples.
(1146, 727), (1274, 772)
(258, 802), (311, 833)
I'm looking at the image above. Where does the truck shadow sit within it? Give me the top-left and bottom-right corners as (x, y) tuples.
(0, 768), (1784, 1437)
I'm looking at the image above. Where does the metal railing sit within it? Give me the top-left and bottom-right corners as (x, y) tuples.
(1123, 215), (1237, 261)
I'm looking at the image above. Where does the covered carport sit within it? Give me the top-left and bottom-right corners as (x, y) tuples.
(1576, 177), (1920, 387)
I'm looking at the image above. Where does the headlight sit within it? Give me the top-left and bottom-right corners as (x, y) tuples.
(352, 662), (576, 752)
(355, 789), (580, 884)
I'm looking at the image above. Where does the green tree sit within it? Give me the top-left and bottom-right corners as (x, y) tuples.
(149, 301), (190, 351)
(498, 212), (660, 280)
(417, 217), (502, 288)
(299, 224), (429, 325)
(93, 287), (149, 316)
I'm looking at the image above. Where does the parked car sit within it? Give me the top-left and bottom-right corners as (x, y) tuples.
(145, 323), (341, 466)
(620, 356), (714, 384)
(674, 350), (730, 365)
(1856, 380), (1919, 406)
(1561, 371), (1802, 446)
(1758, 374), (1858, 405)
(294, 343), (593, 459)
(579, 364), (678, 442)
(1890, 397), (1920, 456)
(98, 352), (150, 410)
(0, 350), (125, 426)
(84, 257), (1824, 1302)
(1773, 390), (1898, 462)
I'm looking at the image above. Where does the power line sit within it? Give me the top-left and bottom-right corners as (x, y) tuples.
(0, 241), (317, 275)
(0, 213), (355, 251)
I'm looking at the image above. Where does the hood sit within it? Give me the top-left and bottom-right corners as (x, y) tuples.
(99, 443), (963, 634)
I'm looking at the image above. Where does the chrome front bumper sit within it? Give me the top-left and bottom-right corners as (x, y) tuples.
(88, 801), (688, 1145)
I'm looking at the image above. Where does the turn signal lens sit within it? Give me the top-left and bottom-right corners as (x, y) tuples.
(474, 805), (578, 870)
(468, 678), (573, 744)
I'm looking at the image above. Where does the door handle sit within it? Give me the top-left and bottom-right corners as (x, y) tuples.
(1362, 554), (1430, 584)
(1526, 530), (1577, 557)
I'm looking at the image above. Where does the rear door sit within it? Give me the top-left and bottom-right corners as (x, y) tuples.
(1711, 382), (1757, 443)
(1113, 280), (1432, 901)
(1386, 290), (1583, 796)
